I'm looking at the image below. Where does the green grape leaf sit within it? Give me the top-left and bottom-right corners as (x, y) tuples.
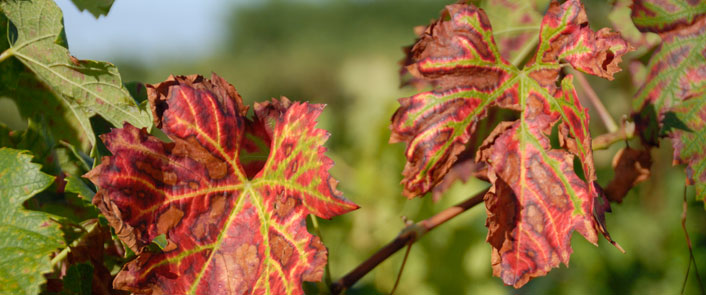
(0, 0), (152, 148)
(0, 148), (63, 295)
(62, 262), (93, 295)
(65, 173), (95, 202)
(85, 74), (358, 294)
(631, 0), (706, 203)
(69, 0), (115, 18)
(0, 15), (89, 149)
(392, 0), (632, 287)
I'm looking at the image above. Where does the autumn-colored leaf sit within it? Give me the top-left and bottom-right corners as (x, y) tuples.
(631, 0), (706, 203)
(631, 0), (706, 33)
(608, 0), (660, 50)
(605, 147), (652, 203)
(399, 0), (546, 89)
(85, 74), (358, 294)
(430, 156), (485, 202)
(479, 0), (546, 64)
(392, 0), (632, 287)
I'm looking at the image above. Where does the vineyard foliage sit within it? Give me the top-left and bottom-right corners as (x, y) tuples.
(392, 0), (632, 286)
(0, 0), (705, 294)
(87, 74), (358, 294)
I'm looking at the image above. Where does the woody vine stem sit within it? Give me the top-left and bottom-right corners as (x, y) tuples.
(330, 189), (487, 294)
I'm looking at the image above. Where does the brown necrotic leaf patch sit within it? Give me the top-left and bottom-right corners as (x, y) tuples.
(86, 74), (358, 295)
(605, 147), (652, 203)
(392, 0), (632, 288)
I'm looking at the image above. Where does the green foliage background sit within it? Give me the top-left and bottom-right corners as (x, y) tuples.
(1, 0), (705, 294)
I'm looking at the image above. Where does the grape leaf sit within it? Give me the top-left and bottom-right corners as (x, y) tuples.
(62, 263), (93, 295)
(391, 0), (631, 287)
(69, 0), (115, 18)
(479, 0), (546, 64)
(401, 0), (546, 89)
(85, 74), (358, 294)
(0, 15), (89, 149)
(0, 148), (63, 295)
(631, 0), (706, 202)
(0, 0), (152, 148)
(65, 173), (95, 202)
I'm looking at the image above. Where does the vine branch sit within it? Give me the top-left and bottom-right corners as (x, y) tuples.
(573, 70), (619, 133)
(330, 189), (487, 294)
(680, 186), (705, 294)
(50, 220), (99, 267)
(592, 119), (635, 150)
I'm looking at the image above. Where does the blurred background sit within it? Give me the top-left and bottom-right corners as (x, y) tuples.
(2, 0), (705, 294)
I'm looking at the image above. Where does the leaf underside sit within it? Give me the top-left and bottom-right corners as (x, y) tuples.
(0, 0), (151, 149)
(631, 0), (706, 203)
(0, 148), (62, 295)
(392, 0), (632, 287)
(86, 74), (358, 294)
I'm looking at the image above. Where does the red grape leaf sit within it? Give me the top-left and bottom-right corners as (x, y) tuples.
(631, 0), (706, 203)
(392, 0), (632, 287)
(399, 0), (545, 89)
(85, 74), (358, 294)
(480, 0), (545, 63)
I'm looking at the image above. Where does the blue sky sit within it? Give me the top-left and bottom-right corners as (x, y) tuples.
(55, 0), (248, 64)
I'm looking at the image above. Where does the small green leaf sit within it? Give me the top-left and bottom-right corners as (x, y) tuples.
(65, 173), (95, 202)
(62, 262), (93, 295)
(0, 148), (63, 295)
(58, 140), (93, 172)
(151, 234), (169, 250)
(125, 81), (148, 104)
(69, 0), (115, 18)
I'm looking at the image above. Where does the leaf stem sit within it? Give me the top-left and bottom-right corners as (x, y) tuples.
(390, 242), (413, 295)
(592, 120), (635, 150)
(50, 243), (72, 267)
(680, 186), (705, 294)
(573, 71), (619, 133)
(493, 26), (540, 36)
(329, 189), (487, 294)
(0, 48), (13, 63)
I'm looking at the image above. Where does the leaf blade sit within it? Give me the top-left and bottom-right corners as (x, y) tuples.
(0, 0), (152, 147)
(0, 148), (62, 295)
(394, 0), (632, 287)
(631, 0), (706, 202)
(69, 0), (115, 18)
(87, 74), (357, 294)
